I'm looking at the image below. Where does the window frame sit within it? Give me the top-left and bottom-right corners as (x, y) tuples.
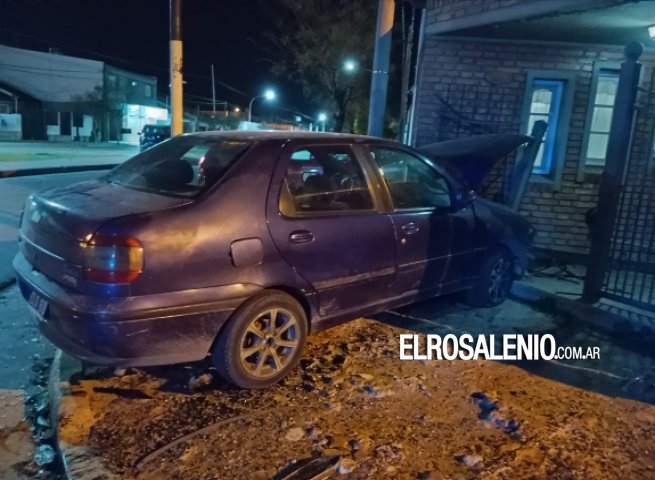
(364, 145), (456, 214)
(577, 62), (621, 181)
(520, 70), (576, 188)
(278, 143), (379, 218)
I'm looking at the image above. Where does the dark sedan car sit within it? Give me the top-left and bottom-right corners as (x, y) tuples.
(14, 132), (532, 388)
(139, 124), (171, 151)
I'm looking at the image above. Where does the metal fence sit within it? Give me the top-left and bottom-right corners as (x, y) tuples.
(601, 67), (655, 310)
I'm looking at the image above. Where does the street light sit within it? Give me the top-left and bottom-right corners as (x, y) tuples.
(343, 59), (357, 73)
(248, 89), (276, 122)
(318, 112), (327, 132)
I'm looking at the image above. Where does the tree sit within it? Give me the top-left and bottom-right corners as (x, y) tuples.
(262, 0), (376, 133)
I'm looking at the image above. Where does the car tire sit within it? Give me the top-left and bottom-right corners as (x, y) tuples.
(211, 290), (308, 389)
(466, 247), (515, 307)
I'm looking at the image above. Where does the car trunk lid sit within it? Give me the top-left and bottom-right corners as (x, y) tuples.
(20, 180), (192, 291)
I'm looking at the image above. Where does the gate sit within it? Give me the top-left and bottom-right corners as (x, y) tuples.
(600, 66), (655, 310)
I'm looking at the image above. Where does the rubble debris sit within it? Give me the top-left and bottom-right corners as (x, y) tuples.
(336, 458), (356, 474)
(471, 391), (521, 437)
(285, 427), (305, 442)
(34, 444), (56, 466)
(457, 454), (483, 469)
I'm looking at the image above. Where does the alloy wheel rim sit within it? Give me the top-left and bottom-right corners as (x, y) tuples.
(488, 257), (512, 303)
(239, 308), (300, 378)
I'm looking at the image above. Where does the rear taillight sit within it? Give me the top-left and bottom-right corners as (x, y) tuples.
(81, 235), (144, 284)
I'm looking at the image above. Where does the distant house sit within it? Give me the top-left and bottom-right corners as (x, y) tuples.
(0, 44), (167, 143)
(409, 0), (655, 257)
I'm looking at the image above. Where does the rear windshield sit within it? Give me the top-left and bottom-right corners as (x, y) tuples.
(103, 136), (251, 198)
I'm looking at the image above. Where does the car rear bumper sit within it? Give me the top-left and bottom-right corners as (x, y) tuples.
(13, 252), (260, 367)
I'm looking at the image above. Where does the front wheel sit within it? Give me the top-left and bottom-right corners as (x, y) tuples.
(211, 290), (308, 389)
(467, 247), (514, 307)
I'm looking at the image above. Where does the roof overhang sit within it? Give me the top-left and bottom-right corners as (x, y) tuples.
(430, 1), (655, 46)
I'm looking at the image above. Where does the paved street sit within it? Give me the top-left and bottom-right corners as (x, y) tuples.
(0, 170), (105, 479)
(0, 142), (137, 173)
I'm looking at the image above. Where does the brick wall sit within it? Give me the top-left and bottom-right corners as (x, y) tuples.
(413, 36), (655, 254)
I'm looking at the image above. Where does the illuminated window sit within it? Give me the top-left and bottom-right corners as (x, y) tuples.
(584, 70), (619, 166)
(145, 85), (153, 98)
(525, 80), (564, 175)
(520, 71), (575, 186)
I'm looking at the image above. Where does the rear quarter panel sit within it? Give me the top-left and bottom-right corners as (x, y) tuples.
(96, 141), (311, 297)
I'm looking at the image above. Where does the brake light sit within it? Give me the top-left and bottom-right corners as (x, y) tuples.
(82, 235), (144, 283)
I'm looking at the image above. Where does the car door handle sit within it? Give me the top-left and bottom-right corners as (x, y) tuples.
(401, 222), (419, 235)
(289, 230), (314, 244)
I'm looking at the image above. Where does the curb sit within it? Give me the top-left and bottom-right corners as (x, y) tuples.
(511, 280), (655, 339)
(1, 164), (117, 179)
(49, 350), (118, 480)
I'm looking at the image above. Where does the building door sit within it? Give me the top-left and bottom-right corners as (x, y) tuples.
(60, 112), (72, 136)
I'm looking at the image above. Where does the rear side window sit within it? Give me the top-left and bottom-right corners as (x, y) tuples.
(280, 146), (374, 216)
(104, 137), (250, 197)
(369, 148), (452, 211)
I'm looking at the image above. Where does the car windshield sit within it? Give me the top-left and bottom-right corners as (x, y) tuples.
(103, 136), (251, 198)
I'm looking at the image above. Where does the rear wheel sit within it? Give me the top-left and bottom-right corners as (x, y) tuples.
(467, 247), (514, 307)
(212, 290), (308, 389)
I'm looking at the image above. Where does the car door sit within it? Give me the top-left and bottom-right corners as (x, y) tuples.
(267, 143), (396, 316)
(365, 146), (476, 298)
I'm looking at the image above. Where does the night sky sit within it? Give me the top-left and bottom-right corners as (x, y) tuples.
(0, 0), (310, 116)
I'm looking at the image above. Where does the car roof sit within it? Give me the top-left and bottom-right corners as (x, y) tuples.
(179, 130), (400, 145)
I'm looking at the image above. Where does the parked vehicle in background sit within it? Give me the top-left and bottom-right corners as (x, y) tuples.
(14, 131), (533, 389)
(139, 124), (171, 151)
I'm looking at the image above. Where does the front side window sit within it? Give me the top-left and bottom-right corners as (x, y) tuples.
(525, 79), (564, 175)
(104, 137), (250, 197)
(584, 70), (619, 167)
(280, 146), (374, 215)
(369, 148), (451, 210)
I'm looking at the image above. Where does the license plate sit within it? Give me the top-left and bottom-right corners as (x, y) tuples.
(28, 291), (48, 323)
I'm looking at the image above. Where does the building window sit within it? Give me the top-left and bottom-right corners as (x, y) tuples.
(526, 80), (564, 175)
(584, 70), (619, 167)
(107, 75), (117, 89)
(520, 70), (576, 186)
(145, 85), (152, 98)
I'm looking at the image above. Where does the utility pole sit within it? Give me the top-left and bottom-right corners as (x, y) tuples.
(170, 0), (183, 136)
(211, 64), (216, 115)
(367, 0), (395, 137)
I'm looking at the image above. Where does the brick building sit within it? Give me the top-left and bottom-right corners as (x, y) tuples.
(410, 0), (655, 257)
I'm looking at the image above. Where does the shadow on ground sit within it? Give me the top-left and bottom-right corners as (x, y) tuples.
(375, 294), (655, 405)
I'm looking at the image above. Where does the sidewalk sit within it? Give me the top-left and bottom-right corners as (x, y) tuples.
(511, 263), (655, 338)
(0, 142), (138, 177)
